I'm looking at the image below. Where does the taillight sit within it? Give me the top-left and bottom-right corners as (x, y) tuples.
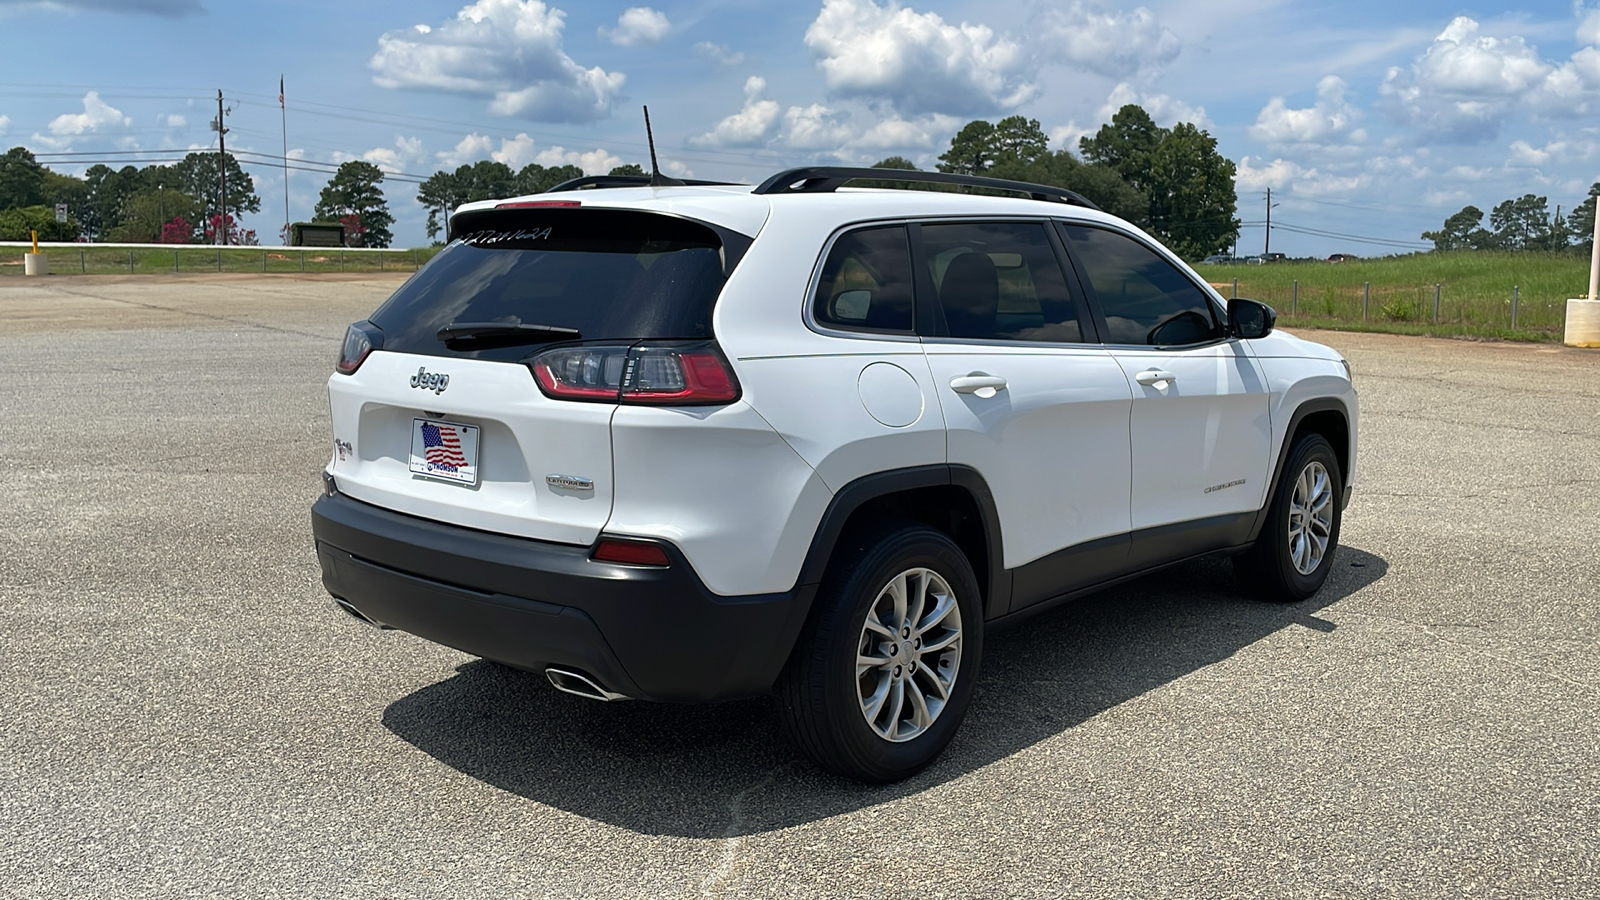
(592, 539), (671, 566)
(336, 322), (383, 375)
(528, 341), (740, 405)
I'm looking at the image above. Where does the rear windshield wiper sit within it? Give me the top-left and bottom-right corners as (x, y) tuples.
(436, 321), (582, 344)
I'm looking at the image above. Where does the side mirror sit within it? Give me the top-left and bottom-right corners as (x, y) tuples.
(1228, 298), (1276, 339)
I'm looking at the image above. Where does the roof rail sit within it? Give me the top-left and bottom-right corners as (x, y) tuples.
(546, 175), (744, 193)
(751, 166), (1101, 210)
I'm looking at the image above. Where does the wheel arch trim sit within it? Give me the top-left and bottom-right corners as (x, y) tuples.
(1249, 397), (1352, 543)
(796, 464), (1010, 617)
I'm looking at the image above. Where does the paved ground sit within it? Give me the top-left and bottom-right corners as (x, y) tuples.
(2, 275), (1597, 898)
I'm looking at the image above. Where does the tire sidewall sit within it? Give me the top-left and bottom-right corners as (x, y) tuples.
(1267, 435), (1343, 598)
(820, 527), (984, 780)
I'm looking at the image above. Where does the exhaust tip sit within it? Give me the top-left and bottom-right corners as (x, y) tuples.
(546, 667), (631, 702)
(332, 598), (391, 630)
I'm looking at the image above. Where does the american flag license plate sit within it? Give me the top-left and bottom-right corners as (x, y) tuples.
(408, 418), (480, 486)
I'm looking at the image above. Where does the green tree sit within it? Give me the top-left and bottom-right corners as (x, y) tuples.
(0, 146), (49, 210)
(1422, 205), (1494, 252)
(1489, 194), (1553, 251)
(990, 151), (1147, 225)
(105, 189), (201, 243)
(990, 116), (1049, 169)
(608, 163), (646, 177)
(1079, 105), (1164, 194)
(172, 152), (261, 230)
(1142, 123), (1239, 259)
(1569, 183), (1598, 257)
(0, 205), (78, 241)
(937, 120), (998, 175)
(313, 161), (393, 248)
(514, 163), (584, 195)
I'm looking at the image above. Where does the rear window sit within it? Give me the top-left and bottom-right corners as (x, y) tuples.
(370, 209), (733, 362)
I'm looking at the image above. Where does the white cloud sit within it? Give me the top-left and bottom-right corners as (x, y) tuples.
(1379, 17), (1553, 142)
(664, 159), (695, 178)
(47, 91), (131, 135)
(0, 115), (9, 136)
(1581, 7), (1600, 46)
(1099, 83), (1210, 129)
(1038, 2), (1179, 79)
(693, 41), (744, 66)
(849, 113), (960, 150)
(533, 145), (624, 174)
(1234, 156), (1306, 192)
(161, 113), (186, 129)
(781, 103), (855, 149)
(370, 0), (625, 123)
(689, 76), (780, 147)
(601, 7), (670, 47)
(343, 135), (426, 174)
(1249, 76), (1365, 146)
(804, 0), (1034, 116)
(1048, 121), (1091, 153)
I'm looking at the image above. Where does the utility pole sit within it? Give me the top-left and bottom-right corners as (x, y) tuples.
(1264, 188), (1273, 256)
(212, 90), (229, 246)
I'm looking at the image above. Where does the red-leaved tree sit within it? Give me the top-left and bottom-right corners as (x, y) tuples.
(160, 216), (195, 244)
(340, 213), (367, 248)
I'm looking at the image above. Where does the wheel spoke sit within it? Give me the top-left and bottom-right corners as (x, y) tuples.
(905, 679), (933, 731)
(861, 675), (891, 724)
(919, 628), (959, 655)
(862, 616), (894, 639)
(916, 592), (956, 636)
(857, 651), (890, 675)
(919, 663), (952, 701)
(906, 569), (928, 635)
(886, 680), (906, 736)
(889, 573), (908, 633)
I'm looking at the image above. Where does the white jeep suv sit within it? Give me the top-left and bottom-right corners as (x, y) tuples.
(311, 167), (1357, 783)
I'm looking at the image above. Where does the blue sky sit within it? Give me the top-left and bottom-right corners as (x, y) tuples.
(0, 0), (1595, 254)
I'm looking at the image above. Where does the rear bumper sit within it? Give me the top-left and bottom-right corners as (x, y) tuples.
(311, 491), (815, 702)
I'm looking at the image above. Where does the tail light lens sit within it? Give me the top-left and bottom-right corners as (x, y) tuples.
(528, 341), (739, 405)
(336, 321), (384, 375)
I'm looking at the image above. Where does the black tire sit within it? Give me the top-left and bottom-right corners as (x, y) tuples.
(776, 524), (984, 783)
(1235, 433), (1343, 602)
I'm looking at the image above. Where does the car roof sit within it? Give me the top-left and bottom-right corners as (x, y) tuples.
(449, 183), (1128, 241)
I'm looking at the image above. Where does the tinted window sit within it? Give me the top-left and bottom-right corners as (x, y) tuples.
(370, 209), (728, 362)
(919, 222), (1083, 343)
(1059, 224), (1221, 346)
(813, 226), (914, 332)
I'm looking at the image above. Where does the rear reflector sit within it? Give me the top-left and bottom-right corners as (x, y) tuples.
(495, 200), (581, 208)
(592, 540), (671, 567)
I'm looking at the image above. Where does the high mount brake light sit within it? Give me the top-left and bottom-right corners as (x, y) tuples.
(336, 322), (382, 375)
(528, 341), (740, 405)
(495, 200), (581, 208)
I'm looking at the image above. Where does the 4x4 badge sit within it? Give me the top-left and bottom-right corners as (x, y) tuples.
(409, 367), (450, 394)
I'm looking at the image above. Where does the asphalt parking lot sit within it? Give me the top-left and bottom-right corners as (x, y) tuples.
(2, 274), (1597, 898)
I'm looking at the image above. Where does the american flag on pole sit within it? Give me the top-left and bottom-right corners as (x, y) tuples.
(420, 422), (466, 472)
(279, 76), (284, 108)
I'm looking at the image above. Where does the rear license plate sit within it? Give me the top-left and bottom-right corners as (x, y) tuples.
(409, 418), (480, 486)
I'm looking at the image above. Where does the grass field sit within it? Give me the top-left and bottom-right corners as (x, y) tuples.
(0, 245), (444, 277)
(1196, 251), (1590, 341)
(4, 245), (1590, 342)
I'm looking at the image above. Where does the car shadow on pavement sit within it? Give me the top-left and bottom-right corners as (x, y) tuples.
(381, 545), (1386, 838)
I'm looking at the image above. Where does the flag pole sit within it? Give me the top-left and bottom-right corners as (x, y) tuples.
(280, 75), (290, 245)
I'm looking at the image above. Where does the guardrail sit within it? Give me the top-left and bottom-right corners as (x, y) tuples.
(0, 242), (430, 276)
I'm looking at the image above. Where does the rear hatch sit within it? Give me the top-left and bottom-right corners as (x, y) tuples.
(326, 205), (746, 545)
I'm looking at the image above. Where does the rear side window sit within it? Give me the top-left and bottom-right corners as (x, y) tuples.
(370, 209), (731, 362)
(919, 222), (1084, 343)
(813, 225), (915, 333)
(1058, 224), (1221, 346)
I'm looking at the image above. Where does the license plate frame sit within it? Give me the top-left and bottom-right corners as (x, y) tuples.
(408, 417), (480, 486)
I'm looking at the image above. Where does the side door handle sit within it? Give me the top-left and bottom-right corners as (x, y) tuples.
(949, 373), (1008, 395)
(1134, 369), (1177, 387)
